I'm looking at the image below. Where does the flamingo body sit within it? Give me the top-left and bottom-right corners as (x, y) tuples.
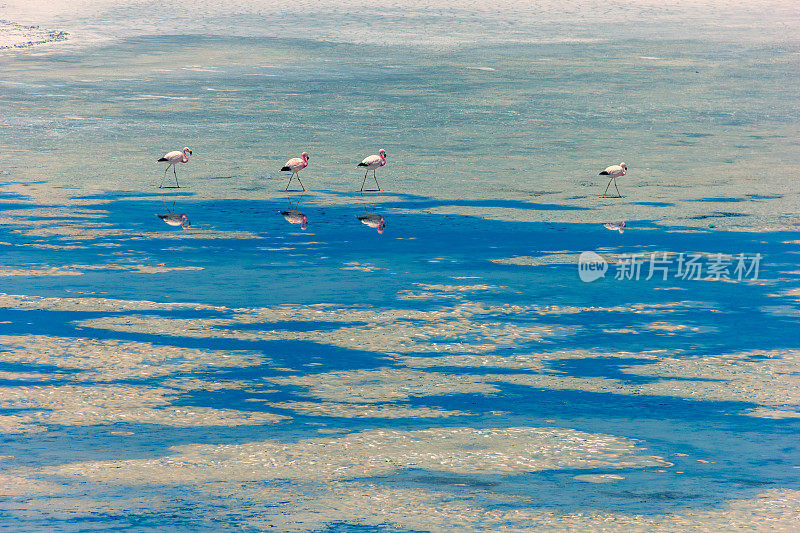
(158, 151), (188, 164)
(600, 162), (627, 178)
(358, 149), (387, 170)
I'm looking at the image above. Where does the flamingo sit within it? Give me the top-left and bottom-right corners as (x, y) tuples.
(158, 147), (192, 188)
(599, 162), (627, 198)
(281, 151), (309, 191)
(357, 149), (386, 192)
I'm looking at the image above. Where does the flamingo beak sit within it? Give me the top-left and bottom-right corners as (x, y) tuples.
(188, 150), (193, 155)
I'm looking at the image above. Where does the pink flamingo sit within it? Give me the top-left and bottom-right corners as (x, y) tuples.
(357, 149), (386, 192)
(599, 162), (627, 198)
(281, 151), (309, 191)
(158, 147), (192, 188)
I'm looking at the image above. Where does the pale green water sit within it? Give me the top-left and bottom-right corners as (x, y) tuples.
(1, 0), (799, 226)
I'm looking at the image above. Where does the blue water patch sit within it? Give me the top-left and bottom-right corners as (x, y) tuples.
(689, 197), (747, 203)
(745, 194), (783, 200)
(229, 320), (368, 332)
(689, 211), (749, 219)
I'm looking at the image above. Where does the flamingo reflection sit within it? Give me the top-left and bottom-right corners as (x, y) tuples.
(603, 221), (626, 233)
(357, 202), (386, 234)
(279, 195), (308, 230)
(157, 199), (191, 229)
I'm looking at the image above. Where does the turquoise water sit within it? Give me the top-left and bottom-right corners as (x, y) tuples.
(1, 1), (799, 531)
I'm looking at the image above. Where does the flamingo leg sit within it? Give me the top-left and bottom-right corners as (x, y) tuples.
(285, 174), (294, 192)
(174, 165), (180, 188)
(613, 178), (621, 198)
(602, 177), (614, 198)
(361, 169), (381, 192)
(160, 165), (169, 188)
(296, 175), (306, 191)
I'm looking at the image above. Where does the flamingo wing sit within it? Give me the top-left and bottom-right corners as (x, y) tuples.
(359, 154), (381, 167)
(601, 165), (623, 176)
(159, 150), (183, 163)
(282, 157), (304, 171)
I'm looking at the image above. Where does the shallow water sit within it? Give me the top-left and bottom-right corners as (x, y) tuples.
(0, 1), (799, 531)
